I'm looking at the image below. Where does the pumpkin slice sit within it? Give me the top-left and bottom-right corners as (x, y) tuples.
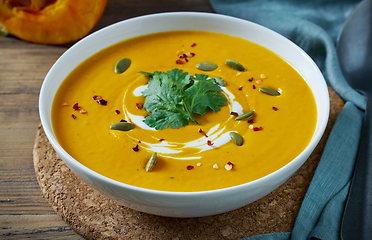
(0, 0), (107, 44)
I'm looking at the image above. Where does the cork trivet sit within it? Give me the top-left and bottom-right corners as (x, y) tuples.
(33, 86), (343, 240)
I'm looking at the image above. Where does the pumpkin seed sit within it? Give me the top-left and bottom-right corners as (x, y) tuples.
(225, 59), (246, 71)
(235, 111), (254, 121)
(213, 77), (226, 87)
(110, 122), (134, 131)
(196, 62), (218, 71)
(229, 132), (243, 146)
(146, 152), (157, 172)
(115, 58), (131, 74)
(259, 87), (281, 96)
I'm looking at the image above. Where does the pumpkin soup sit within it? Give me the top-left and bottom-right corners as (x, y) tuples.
(51, 31), (317, 192)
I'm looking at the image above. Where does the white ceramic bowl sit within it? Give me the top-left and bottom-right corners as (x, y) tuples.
(39, 12), (329, 218)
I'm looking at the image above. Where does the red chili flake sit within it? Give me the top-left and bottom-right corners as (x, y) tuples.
(189, 52), (196, 57)
(248, 119), (256, 124)
(207, 140), (214, 146)
(185, 58), (189, 62)
(71, 114), (77, 119)
(253, 85), (256, 89)
(238, 86), (243, 91)
(176, 59), (185, 64)
(248, 77), (254, 82)
(230, 112), (239, 117)
(92, 95), (102, 100)
(129, 119), (134, 125)
(136, 103), (143, 110)
(97, 99), (107, 106)
(272, 107), (279, 111)
(227, 162), (235, 168)
(191, 43), (197, 47)
(253, 126), (264, 131)
(115, 110), (120, 114)
(159, 138), (165, 142)
(225, 161), (235, 171)
(198, 128), (208, 138)
(72, 103), (81, 111)
(120, 119), (127, 122)
(132, 144), (139, 152)
(187, 165), (194, 170)
(138, 140), (141, 143)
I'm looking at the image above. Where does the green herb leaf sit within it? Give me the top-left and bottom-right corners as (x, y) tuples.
(140, 69), (227, 130)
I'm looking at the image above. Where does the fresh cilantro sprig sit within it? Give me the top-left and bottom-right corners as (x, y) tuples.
(139, 69), (227, 130)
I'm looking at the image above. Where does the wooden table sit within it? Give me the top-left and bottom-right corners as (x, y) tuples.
(0, 1), (214, 238)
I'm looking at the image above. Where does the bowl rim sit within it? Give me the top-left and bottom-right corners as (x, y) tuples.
(39, 11), (329, 196)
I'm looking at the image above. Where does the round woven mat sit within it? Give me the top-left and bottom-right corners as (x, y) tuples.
(33, 87), (343, 240)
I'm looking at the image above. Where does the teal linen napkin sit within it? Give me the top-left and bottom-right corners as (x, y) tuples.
(242, 102), (363, 240)
(209, 0), (366, 239)
(210, 0), (365, 109)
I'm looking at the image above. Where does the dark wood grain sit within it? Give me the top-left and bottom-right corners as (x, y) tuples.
(0, 1), (213, 239)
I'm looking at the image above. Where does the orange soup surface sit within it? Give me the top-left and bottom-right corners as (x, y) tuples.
(52, 31), (317, 192)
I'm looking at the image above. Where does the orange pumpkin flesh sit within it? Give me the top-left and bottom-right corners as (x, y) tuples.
(0, 0), (107, 44)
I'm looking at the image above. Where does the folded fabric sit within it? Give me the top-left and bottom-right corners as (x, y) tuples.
(210, 0), (364, 109)
(240, 102), (363, 240)
(209, 0), (366, 239)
